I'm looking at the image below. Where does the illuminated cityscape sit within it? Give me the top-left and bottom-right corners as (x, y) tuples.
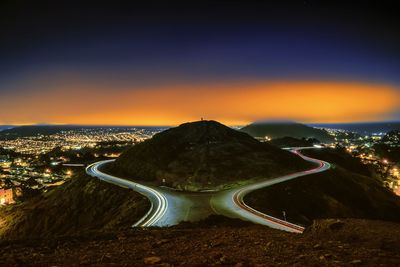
(0, 127), (163, 203)
(0, 1), (400, 266)
(322, 129), (400, 195)
(0, 127), (159, 154)
(1, 124), (399, 206)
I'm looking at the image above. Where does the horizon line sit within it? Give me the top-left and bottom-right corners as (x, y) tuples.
(2, 119), (400, 128)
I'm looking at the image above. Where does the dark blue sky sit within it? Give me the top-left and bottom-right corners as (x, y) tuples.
(1, 1), (400, 88)
(0, 1), (399, 124)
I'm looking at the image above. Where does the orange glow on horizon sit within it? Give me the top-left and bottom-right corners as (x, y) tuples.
(0, 81), (399, 125)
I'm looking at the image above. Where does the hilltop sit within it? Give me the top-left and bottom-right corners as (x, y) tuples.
(241, 121), (334, 143)
(110, 120), (312, 190)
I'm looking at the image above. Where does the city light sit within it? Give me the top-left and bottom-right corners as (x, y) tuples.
(0, 127), (163, 203)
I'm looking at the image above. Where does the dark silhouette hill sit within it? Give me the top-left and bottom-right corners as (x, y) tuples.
(111, 120), (311, 190)
(269, 136), (319, 148)
(245, 148), (400, 225)
(241, 121), (334, 143)
(0, 172), (149, 239)
(0, 125), (14, 132)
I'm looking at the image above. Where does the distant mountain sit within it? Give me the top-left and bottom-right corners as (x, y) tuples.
(111, 120), (311, 190)
(240, 121), (334, 143)
(0, 125), (14, 132)
(0, 125), (168, 139)
(310, 121), (400, 134)
(0, 125), (84, 139)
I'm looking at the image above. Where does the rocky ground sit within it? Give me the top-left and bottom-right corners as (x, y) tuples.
(1, 217), (399, 266)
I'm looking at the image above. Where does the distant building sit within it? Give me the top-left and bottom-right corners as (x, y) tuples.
(0, 188), (14, 205)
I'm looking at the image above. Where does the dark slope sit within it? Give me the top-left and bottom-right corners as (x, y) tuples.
(112, 120), (311, 189)
(302, 148), (375, 177)
(241, 121), (334, 143)
(245, 149), (400, 225)
(0, 172), (150, 239)
(269, 136), (316, 148)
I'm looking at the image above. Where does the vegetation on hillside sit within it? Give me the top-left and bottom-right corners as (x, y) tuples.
(111, 120), (312, 190)
(245, 148), (400, 225)
(0, 172), (150, 239)
(269, 136), (319, 148)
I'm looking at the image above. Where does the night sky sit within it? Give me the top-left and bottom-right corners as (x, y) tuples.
(1, 1), (399, 125)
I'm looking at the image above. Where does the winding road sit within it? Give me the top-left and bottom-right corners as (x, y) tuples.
(86, 147), (330, 232)
(86, 160), (214, 227)
(210, 147), (330, 233)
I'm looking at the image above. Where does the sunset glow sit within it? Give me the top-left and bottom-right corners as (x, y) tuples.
(2, 1), (400, 127)
(1, 81), (398, 125)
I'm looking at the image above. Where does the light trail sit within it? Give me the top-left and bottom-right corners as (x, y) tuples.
(86, 160), (168, 227)
(86, 147), (331, 233)
(227, 148), (331, 233)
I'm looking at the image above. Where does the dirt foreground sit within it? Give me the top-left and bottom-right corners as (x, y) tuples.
(1, 217), (399, 267)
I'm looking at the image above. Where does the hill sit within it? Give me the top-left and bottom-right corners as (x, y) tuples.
(0, 172), (149, 239)
(240, 121), (334, 143)
(269, 136), (318, 148)
(110, 120), (312, 190)
(302, 147), (375, 177)
(245, 148), (400, 225)
(0, 125), (14, 132)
